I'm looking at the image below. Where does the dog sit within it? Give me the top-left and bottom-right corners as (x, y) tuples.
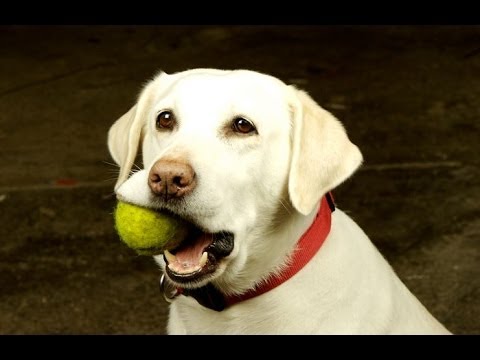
(108, 68), (450, 334)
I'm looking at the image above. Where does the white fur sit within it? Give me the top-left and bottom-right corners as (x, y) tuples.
(109, 68), (450, 334)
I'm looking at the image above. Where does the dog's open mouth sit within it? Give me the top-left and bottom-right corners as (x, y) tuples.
(163, 227), (234, 284)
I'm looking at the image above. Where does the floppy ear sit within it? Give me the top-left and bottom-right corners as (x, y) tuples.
(108, 74), (164, 190)
(108, 105), (142, 190)
(288, 87), (363, 215)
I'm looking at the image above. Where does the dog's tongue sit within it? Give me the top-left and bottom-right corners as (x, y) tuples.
(165, 233), (213, 274)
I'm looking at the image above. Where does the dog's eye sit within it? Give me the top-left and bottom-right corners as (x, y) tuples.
(232, 117), (257, 134)
(156, 111), (176, 130)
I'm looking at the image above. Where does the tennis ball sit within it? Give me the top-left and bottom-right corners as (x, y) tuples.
(114, 201), (190, 255)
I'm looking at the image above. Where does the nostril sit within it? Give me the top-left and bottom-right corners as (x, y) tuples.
(172, 175), (185, 187)
(150, 173), (162, 184)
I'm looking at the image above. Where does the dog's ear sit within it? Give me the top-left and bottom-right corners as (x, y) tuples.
(288, 87), (363, 215)
(108, 104), (141, 190)
(108, 73), (165, 190)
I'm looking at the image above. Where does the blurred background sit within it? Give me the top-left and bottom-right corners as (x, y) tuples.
(0, 25), (478, 334)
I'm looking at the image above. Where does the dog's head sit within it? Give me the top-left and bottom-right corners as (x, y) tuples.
(108, 69), (362, 292)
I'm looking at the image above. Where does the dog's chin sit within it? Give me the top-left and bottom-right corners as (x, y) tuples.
(162, 225), (235, 289)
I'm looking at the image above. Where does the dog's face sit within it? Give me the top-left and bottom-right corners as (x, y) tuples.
(108, 69), (362, 292)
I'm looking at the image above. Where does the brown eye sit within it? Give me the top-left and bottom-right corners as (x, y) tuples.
(156, 111), (176, 130)
(232, 117), (256, 134)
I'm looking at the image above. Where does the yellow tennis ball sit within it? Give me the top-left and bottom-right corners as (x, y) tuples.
(114, 201), (190, 255)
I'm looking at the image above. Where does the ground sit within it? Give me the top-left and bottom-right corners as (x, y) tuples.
(0, 26), (478, 334)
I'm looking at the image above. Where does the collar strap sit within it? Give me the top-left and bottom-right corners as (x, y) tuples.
(165, 193), (335, 312)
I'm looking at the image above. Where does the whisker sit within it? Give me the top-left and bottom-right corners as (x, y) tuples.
(102, 160), (120, 168)
(103, 176), (120, 182)
(278, 196), (293, 215)
(129, 168), (141, 176)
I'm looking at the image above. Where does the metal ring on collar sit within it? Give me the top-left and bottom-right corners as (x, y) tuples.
(159, 273), (180, 303)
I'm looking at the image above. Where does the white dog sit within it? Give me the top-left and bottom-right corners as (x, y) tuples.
(108, 68), (450, 334)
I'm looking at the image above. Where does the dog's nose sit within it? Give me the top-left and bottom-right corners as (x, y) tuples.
(148, 159), (196, 200)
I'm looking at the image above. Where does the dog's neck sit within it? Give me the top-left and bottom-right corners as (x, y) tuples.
(168, 194), (335, 311)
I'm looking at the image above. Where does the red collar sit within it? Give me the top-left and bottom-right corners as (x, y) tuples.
(161, 193), (335, 311)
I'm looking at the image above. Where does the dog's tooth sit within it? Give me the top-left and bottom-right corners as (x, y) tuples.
(199, 252), (208, 267)
(164, 249), (177, 264)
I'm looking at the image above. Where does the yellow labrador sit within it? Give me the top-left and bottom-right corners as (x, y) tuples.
(108, 68), (450, 334)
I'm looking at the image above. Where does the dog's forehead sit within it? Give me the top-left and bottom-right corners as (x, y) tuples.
(166, 70), (287, 100)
